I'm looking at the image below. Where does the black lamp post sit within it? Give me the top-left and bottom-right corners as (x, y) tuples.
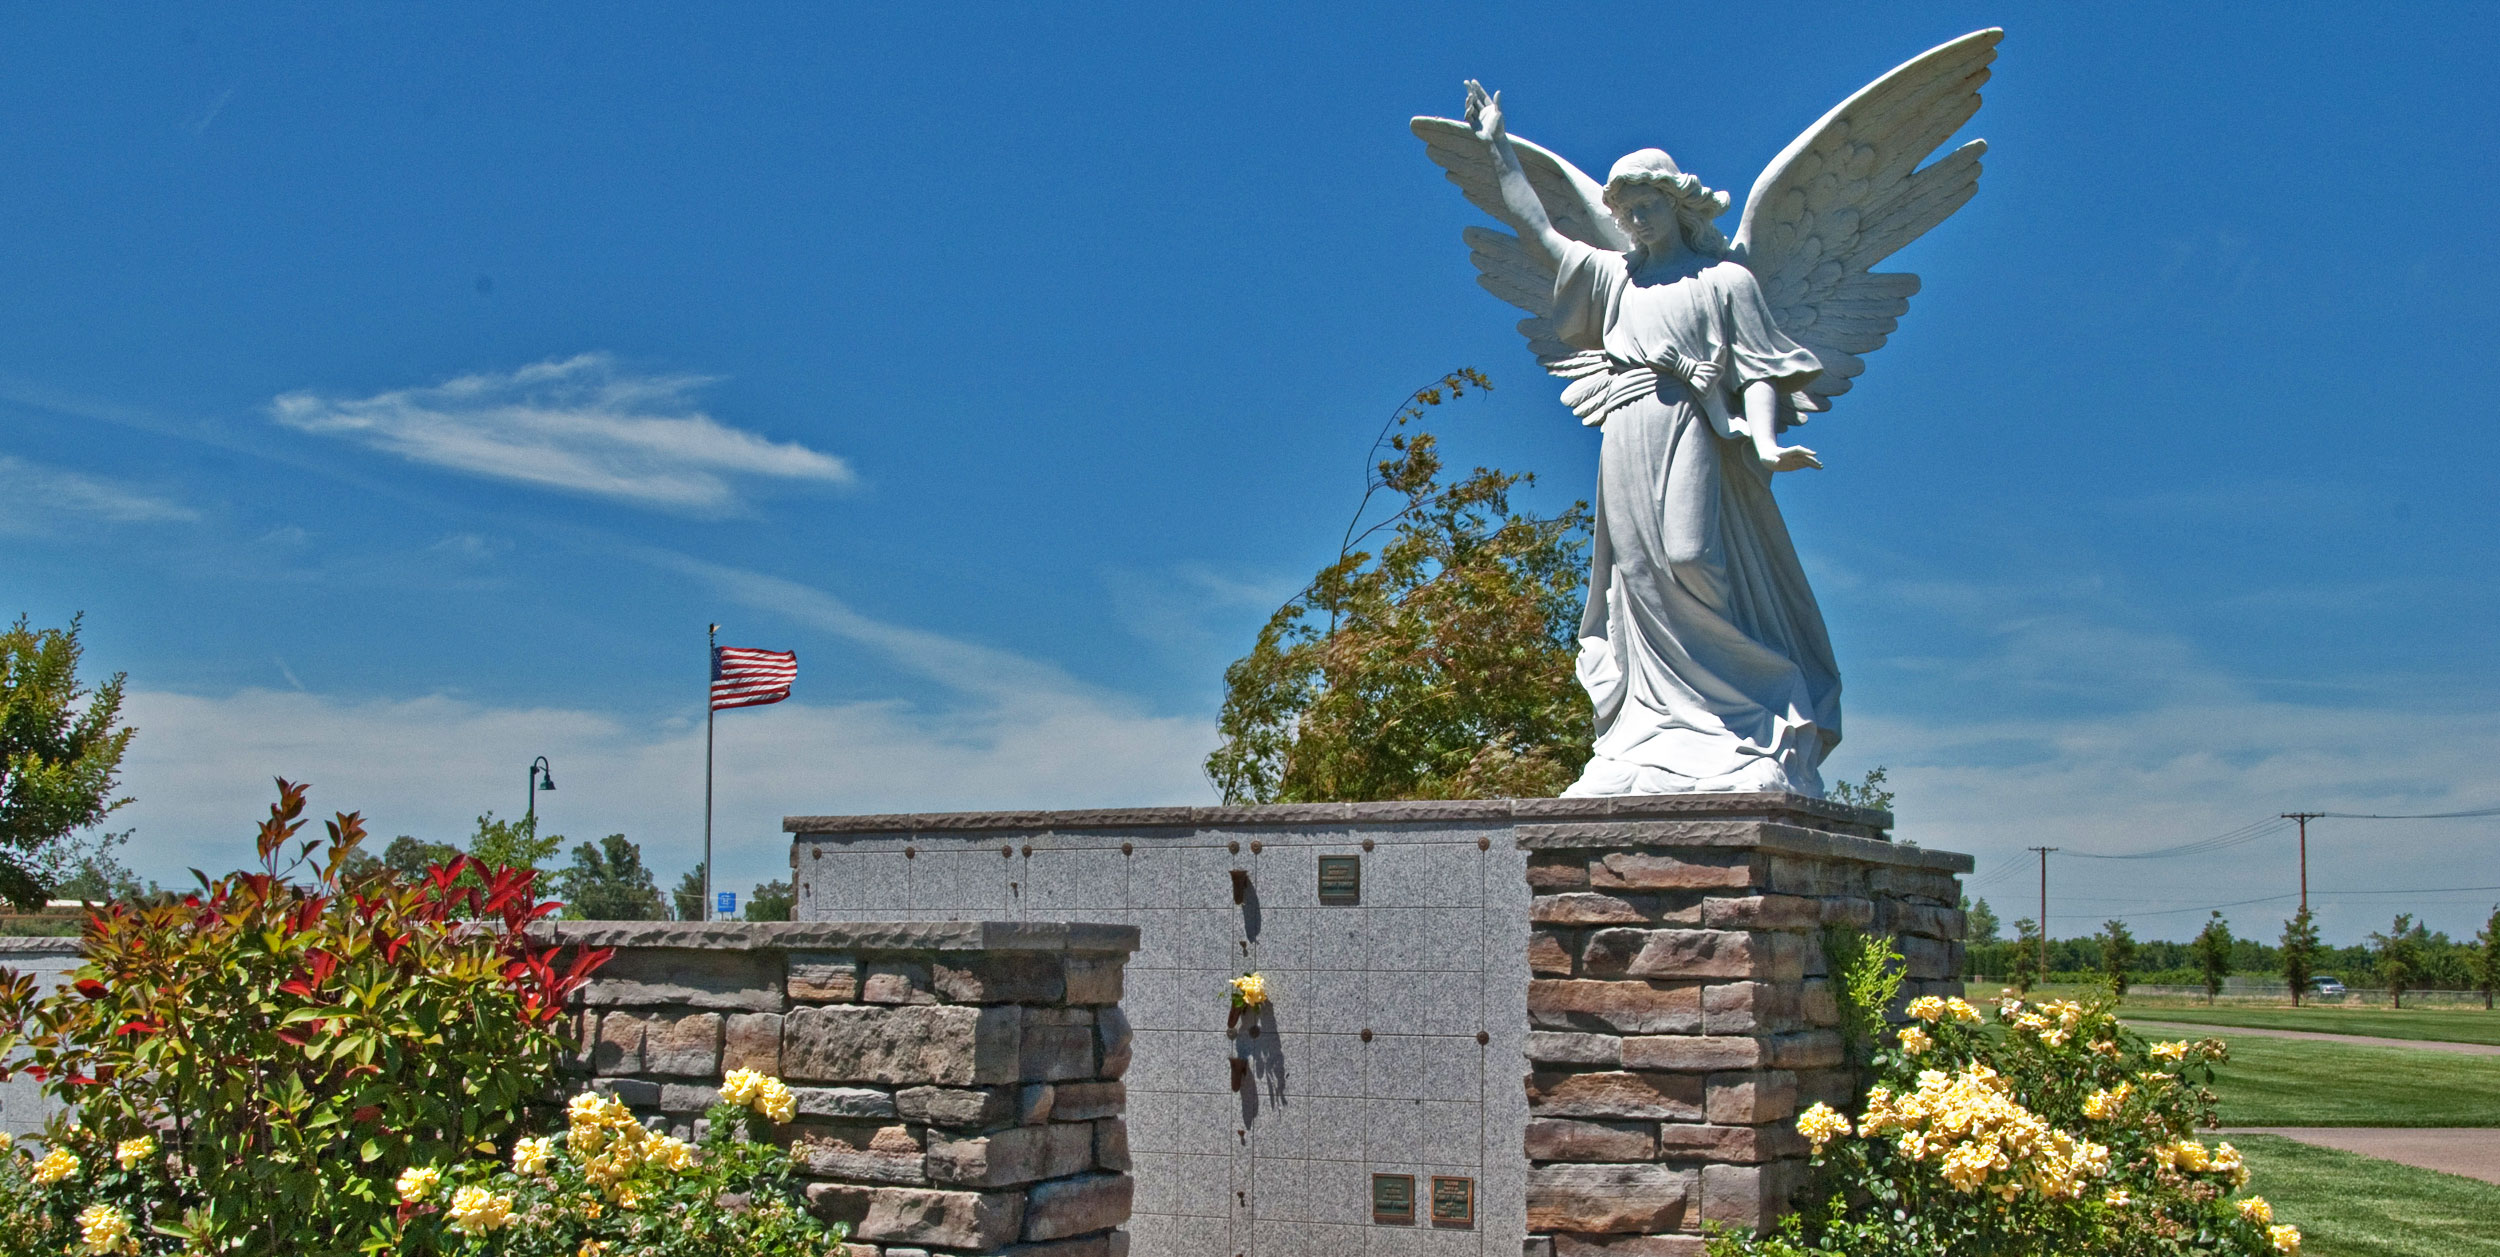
(527, 756), (556, 830)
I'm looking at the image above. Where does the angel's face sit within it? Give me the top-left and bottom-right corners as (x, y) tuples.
(1610, 184), (1680, 251)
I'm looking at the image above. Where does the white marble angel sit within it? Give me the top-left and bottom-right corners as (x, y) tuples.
(1413, 30), (1998, 798)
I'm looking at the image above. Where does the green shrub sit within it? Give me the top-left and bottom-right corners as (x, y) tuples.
(1711, 980), (2305, 1256)
(0, 780), (613, 1254)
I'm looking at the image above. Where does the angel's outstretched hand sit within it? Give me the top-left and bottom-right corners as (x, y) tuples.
(1464, 80), (1506, 145)
(1762, 445), (1823, 474)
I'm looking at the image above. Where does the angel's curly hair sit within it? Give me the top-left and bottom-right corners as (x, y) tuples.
(1603, 149), (1731, 260)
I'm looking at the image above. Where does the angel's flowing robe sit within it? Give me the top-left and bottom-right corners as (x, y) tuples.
(1549, 240), (1841, 796)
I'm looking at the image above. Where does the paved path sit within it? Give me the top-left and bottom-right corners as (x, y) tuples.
(2129, 1019), (2500, 1056)
(2227, 1127), (2500, 1185)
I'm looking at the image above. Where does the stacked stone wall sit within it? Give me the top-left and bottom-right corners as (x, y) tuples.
(1515, 820), (1971, 1257)
(540, 921), (1138, 1257)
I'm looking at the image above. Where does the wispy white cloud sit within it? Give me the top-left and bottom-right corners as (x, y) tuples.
(0, 453), (197, 534)
(271, 353), (854, 513)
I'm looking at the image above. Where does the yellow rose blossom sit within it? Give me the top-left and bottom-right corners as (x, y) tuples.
(2103, 1187), (2130, 1207)
(512, 1135), (555, 1176)
(755, 1077), (797, 1123)
(1852, 1064), (2107, 1199)
(2236, 1195), (2273, 1224)
(1230, 972), (1268, 1007)
(1796, 1102), (1851, 1151)
(446, 1184), (516, 1235)
(0, 1131), (12, 1149)
(114, 1135), (155, 1169)
(396, 1164), (442, 1203)
(32, 1146), (80, 1186)
(2149, 1040), (2189, 1063)
(1905, 995), (1947, 1022)
(2089, 1038), (2123, 1058)
(1942, 997), (1982, 1023)
(1898, 1026), (1933, 1055)
(578, 1243), (608, 1257)
(2081, 1082), (2131, 1120)
(76, 1203), (134, 1255)
(718, 1068), (767, 1108)
(2268, 1223), (2302, 1253)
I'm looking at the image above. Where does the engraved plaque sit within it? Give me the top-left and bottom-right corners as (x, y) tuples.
(1370, 1172), (1414, 1224)
(1318, 855), (1361, 906)
(1430, 1175), (1474, 1228)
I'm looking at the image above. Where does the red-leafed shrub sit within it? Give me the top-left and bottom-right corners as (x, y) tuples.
(0, 779), (610, 1254)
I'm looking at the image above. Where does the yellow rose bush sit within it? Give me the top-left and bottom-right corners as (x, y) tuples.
(1712, 940), (2301, 1257)
(370, 1077), (850, 1256)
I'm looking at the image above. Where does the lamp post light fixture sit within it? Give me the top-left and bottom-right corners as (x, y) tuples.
(527, 756), (556, 831)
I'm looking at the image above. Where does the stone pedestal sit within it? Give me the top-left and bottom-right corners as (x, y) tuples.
(1516, 803), (1970, 1257)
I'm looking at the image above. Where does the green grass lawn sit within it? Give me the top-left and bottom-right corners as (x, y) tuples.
(2235, 1134), (2500, 1257)
(2125, 1000), (2500, 1047)
(2204, 1035), (2500, 1126)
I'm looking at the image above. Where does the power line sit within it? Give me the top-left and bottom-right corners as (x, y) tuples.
(2064, 817), (2290, 861)
(2300, 805), (2500, 820)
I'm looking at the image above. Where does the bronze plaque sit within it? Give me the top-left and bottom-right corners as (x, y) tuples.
(1430, 1175), (1474, 1228)
(1370, 1172), (1414, 1224)
(1318, 855), (1361, 906)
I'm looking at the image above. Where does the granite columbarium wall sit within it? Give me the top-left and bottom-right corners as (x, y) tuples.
(786, 793), (1972, 1257)
(539, 921), (1139, 1257)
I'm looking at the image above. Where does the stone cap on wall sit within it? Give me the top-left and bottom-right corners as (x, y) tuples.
(786, 791), (1893, 839)
(528, 919), (1140, 955)
(0, 936), (84, 956)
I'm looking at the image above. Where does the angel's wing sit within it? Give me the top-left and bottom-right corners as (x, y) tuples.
(1412, 117), (1630, 421)
(1731, 28), (1999, 415)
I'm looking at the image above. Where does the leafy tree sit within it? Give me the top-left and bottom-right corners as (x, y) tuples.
(2370, 913), (2427, 1009)
(672, 861), (707, 921)
(2189, 912), (2234, 1004)
(40, 827), (148, 902)
(747, 878), (797, 922)
(1, 614), (136, 907)
(2280, 908), (2321, 1007)
(466, 810), (561, 874)
(376, 835), (461, 878)
(1205, 370), (1594, 803)
(2474, 905), (2500, 1012)
(554, 834), (665, 920)
(2011, 917), (2042, 992)
(1963, 895), (2001, 944)
(2098, 919), (2139, 997)
(1827, 766), (1894, 812)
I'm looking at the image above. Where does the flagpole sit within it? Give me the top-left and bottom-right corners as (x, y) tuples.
(704, 622), (717, 923)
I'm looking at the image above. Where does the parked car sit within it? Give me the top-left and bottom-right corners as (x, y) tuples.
(2309, 976), (2348, 997)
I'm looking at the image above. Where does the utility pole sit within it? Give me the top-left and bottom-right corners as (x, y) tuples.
(2281, 813), (2323, 916)
(2028, 846), (2058, 989)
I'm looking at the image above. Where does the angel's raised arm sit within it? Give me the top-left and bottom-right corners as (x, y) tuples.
(1464, 82), (1572, 269)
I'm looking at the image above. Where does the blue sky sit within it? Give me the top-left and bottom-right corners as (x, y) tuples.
(5, 4), (2496, 944)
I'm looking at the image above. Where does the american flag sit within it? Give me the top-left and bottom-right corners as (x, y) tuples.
(711, 646), (797, 711)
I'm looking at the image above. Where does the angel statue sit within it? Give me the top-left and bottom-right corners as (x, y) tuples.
(1412, 29), (1998, 799)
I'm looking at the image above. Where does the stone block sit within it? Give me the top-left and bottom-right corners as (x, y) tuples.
(593, 1012), (646, 1075)
(1526, 1117), (1657, 1161)
(1528, 855), (1591, 889)
(789, 951), (861, 1003)
(1700, 982), (1795, 1035)
(1022, 1172), (1132, 1242)
(1900, 935), (1955, 981)
(1699, 1161), (1804, 1234)
(1531, 931), (1577, 976)
(1527, 1070), (1704, 1121)
(1703, 1072), (1797, 1125)
(999, 1237), (1117, 1257)
(928, 1123), (1092, 1188)
(1533, 893), (1650, 925)
(1526, 1164), (1692, 1233)
(1588, 849), (1756, 891)
(724, 1012), (784, 1074)
(1021, 1007), (1097, 1081)
(585, 946), (783, 1011)
(1095, 1006), (1132, 1079)
(1793, 1068), (1853, 1110)
(1797, 980), (1839, 1028)
(644, 1012), (722, 1077)
(1063, 955), (1123, 1006)
(1017, 1083), (1056, 1125)
(798, 1122), (928, 1184)
(1619, 1035), (1765, 1072)
(794, 1086), (898, 1120)
(897, 1085), (1017, 1128)
(1094, 1117), (1129, 1171)
(783, 1004), (1021, 1086)
(1053, 1080), (1125, 1121)
(864, 960), (938, 1005)
(1700, 895), (1822, 931)
(936, 955), (1067, 1005)
(1530, 979), (1702, 1034)
(561, 1010), (597, 1073)
(1550, 1236), (1709, 1257)
(589, 1077), (661, 1107)
(1653, 1123), (1802, 1164)
(660, 1083), (722, 1113)
(1819, 896), (1876, 930)
(1585, 929), (1769, 981)
(1526, 1031), (1622, 1066)
(808, 1184), (1026, 1249)
(1768, 1030), (1843, 1070)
